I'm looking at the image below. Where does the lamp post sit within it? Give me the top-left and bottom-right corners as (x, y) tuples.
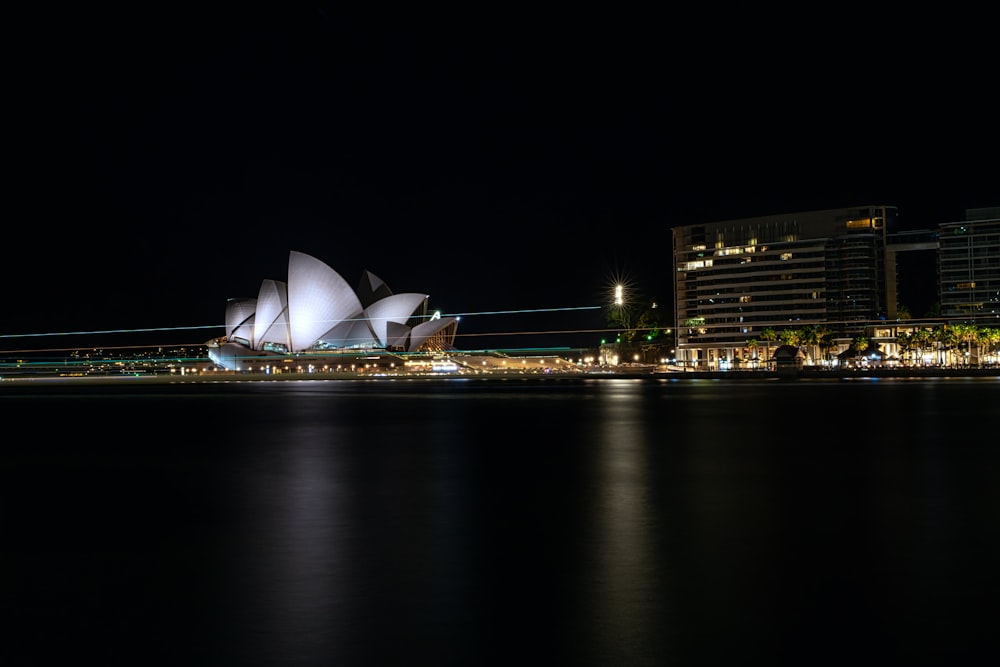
(609, 282), (633, 364)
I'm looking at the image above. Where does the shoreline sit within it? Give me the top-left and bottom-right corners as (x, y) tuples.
(3, 366), (1000, 386)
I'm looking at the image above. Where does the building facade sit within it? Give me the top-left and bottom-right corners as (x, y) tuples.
(671, 205), (897, 369)
(938, 207), (1000, 321)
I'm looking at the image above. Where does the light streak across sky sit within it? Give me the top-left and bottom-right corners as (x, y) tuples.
(443, 306), (601, 317)
(0, 325), (223, 339)
(0, 306), (604, 340)
(0, 305), (609, 354)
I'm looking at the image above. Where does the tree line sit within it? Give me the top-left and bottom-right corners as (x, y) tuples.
(748, 323), (1000, 366)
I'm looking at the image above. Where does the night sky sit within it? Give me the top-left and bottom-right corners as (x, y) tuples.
(7, 8), (997, 351)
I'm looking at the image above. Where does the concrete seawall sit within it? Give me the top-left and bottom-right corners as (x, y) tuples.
(3, 366), (999, 387)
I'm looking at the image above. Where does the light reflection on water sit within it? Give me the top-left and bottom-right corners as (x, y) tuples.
(2, 378), (998, 665)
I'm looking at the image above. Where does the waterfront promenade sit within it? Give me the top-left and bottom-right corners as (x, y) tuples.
(3, 365), (999, 386)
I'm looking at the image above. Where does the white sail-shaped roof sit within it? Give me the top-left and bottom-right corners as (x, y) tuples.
(213, 251), (458, 368)
(364, 293), (428, 347)
(253, 279), (290, 350)
(287, 251), (363, 353)
(225, 298), (257, 346)
(317, 313), (378, 349)
(385, 321), (411, 349)
(409, 317), (458, 352)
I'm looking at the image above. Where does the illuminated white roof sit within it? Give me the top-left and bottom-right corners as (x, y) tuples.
(287, 251), (363, 353)
(225, 298), (257, 346)
(215, 251), (457, 367)
(385, 321), (411, 349)
(253, 279), (290, 350)
(316, 312), (377, 349)
(409, 317), (458, 352)
(364, 293), (428, 347)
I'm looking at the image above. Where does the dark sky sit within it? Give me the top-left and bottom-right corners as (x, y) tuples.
(6, 8), (997, 351)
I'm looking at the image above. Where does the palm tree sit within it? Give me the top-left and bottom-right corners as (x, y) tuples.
(760, 327), (777, 370)
(746, 338), (759, 368)
(780, 328), (800, 347)
(896, 331), (915, 366)
(979, 327), (1000, 366)
(951, 323), (978, 366)
(911, 328), (932, 365)
(818, 330), (836, 365)
(847, 335), (869, 366)
(798, 325), (821, 365)
(933, 325), (958, 366)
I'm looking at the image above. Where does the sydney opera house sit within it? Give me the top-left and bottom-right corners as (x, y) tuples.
(206, 251), (458, 371)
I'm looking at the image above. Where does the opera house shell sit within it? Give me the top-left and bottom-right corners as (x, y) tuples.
(207, 251), (458, 371)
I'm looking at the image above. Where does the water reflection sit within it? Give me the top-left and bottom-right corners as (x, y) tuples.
(586, 380), (669, 663)
(233, 420), (349, 662)
(3, 379), (998, 665)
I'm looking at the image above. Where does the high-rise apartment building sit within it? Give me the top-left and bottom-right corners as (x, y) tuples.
(670, 205), (998, 370)
(671, 205), (897, 369)
(938, 207), (1000, 321)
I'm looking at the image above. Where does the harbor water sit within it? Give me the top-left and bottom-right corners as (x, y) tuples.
(2, 376), (998, 665)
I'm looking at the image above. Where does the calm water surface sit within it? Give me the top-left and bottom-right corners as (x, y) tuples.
(2, 377), (998, 665)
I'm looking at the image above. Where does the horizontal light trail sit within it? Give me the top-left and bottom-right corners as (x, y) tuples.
(0, 325), (223, 339)
(443, 306), (602, 317)
(458, 328), (625, 337)
(8, 305), (984, 357)
(0, 305), (606, 347)
(0, 327), (626, 356)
